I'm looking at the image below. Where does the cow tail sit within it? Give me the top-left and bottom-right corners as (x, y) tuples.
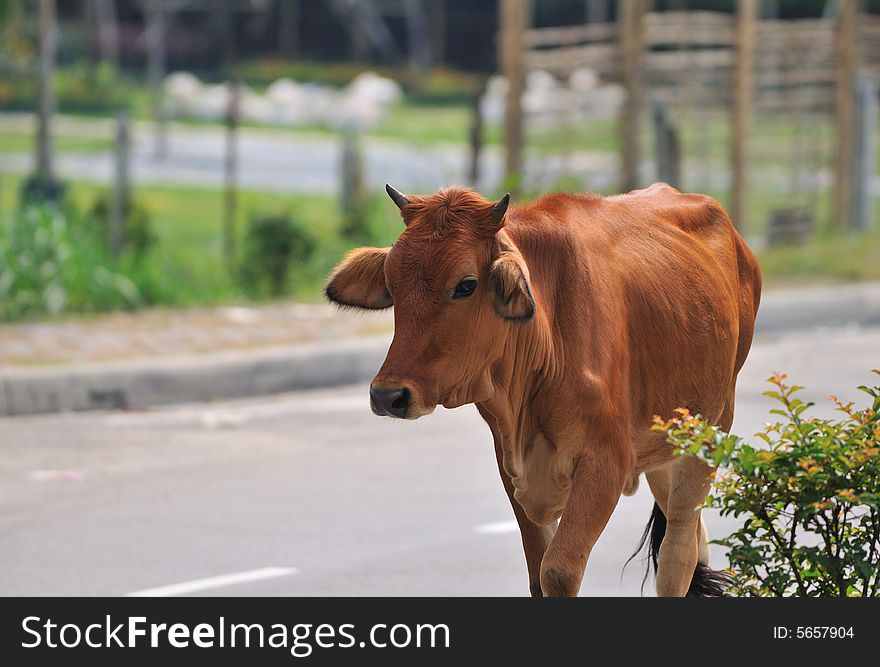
(688, 564), (732, 597)
(624, 502), (665, 594)
(625, 502), (730, 597)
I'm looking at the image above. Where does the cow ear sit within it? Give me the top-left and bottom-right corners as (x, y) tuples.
(325, 247), (392, 310)
(489, 244), (535, 323)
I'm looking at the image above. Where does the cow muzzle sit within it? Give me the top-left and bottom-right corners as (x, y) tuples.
(369, 385), (411, 419)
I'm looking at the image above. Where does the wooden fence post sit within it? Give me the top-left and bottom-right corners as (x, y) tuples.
(731, 0), (756, 232)
(109, 110), (130, 258)
(500, 0), (532, 194)
(224, 76), (241, 266)
(853, 73), (876, 231)
(279, 0), (299, 57)
(339, 124), (368, 239)
(468, 77), (489, 187)
(619, 0), (646, 192)
(36, 0), (57, 189)
(586, 0), (608, 25)
(834, 0), (860, 230)
(146, 0), (167, 161)
(653, 101), (680, 188)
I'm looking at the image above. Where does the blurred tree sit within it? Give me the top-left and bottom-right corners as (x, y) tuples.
(426, 0), (445, 65)
(277, 0), (300, 57)
(24, 0), (64, 203)
(324, 0), (399, 62)
(36, 0), (56, 185)
(585, 0), (609, 23)
(403, 0), (430, 72)
(0, 0), (22, 23)
(144, 0), (167, 160)
(94, 0), (120, 68)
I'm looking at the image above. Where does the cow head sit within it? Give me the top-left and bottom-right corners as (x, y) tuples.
(325, 185), (535, 419)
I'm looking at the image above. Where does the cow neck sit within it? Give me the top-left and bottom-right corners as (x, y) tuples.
(480, 304), (559, 446)
(481, 219), (562, 435)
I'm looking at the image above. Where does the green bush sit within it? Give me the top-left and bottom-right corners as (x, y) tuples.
(19, 175), (67, 207)
(89, 191), (156, 257)
(654, 373), (880, 597)
(0, 203), (145, 320)
(239, 210), (316, 297)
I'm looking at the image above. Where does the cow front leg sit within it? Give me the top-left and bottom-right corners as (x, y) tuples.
(491, 435), (555, 597)
(539, 450), (627, 597)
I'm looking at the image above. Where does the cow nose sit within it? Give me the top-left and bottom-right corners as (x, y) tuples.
(369, 386), (410, 418)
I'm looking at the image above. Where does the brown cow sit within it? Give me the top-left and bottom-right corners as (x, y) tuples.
(325, 183), (761, 597)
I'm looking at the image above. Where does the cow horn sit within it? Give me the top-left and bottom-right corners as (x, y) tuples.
(385, 184), (411, 209)
(492, 193), (511, 222)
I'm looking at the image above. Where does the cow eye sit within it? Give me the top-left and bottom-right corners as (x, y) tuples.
(452, 278), (477, 299)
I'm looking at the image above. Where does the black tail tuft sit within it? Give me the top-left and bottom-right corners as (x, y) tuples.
(624, 502), (666, 594)
(687, 563), (732, 597)
(626, 502), (730, 597)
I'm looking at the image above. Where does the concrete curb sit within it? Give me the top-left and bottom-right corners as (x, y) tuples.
(0, 336), (389, 417)
(1, 282), (879, 417)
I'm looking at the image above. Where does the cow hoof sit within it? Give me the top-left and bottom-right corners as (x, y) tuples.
(540, 566), (578, 597)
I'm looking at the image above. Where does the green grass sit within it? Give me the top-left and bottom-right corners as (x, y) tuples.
(0, 172), (399, 306)
(163, 100), (494, 147)
(372, 103), (482, 146)
(526, 117), (619, 154)
(4, 171), (878, 313)
(757, 230), (880, 287)
(0, 131), (112, 154)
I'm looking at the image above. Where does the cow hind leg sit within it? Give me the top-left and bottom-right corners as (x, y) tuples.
(635, 460), (730, 597)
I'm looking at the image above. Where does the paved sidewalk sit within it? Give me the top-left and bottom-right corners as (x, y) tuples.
(0, 302), (391, 367)
(0, 302), (393, 416)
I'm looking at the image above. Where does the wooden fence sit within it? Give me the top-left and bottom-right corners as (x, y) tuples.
(522, 10), (880, 113)
(502, 5), (880, 232)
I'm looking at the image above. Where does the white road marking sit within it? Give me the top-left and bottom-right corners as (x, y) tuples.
(474, 520), (519, 535)
(125, 566), (298, 597)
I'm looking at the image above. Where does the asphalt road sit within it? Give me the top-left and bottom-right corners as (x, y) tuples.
(0, 112), (614, 195)
(1, 325), (878, 597)
(0, 112), (816, 197)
